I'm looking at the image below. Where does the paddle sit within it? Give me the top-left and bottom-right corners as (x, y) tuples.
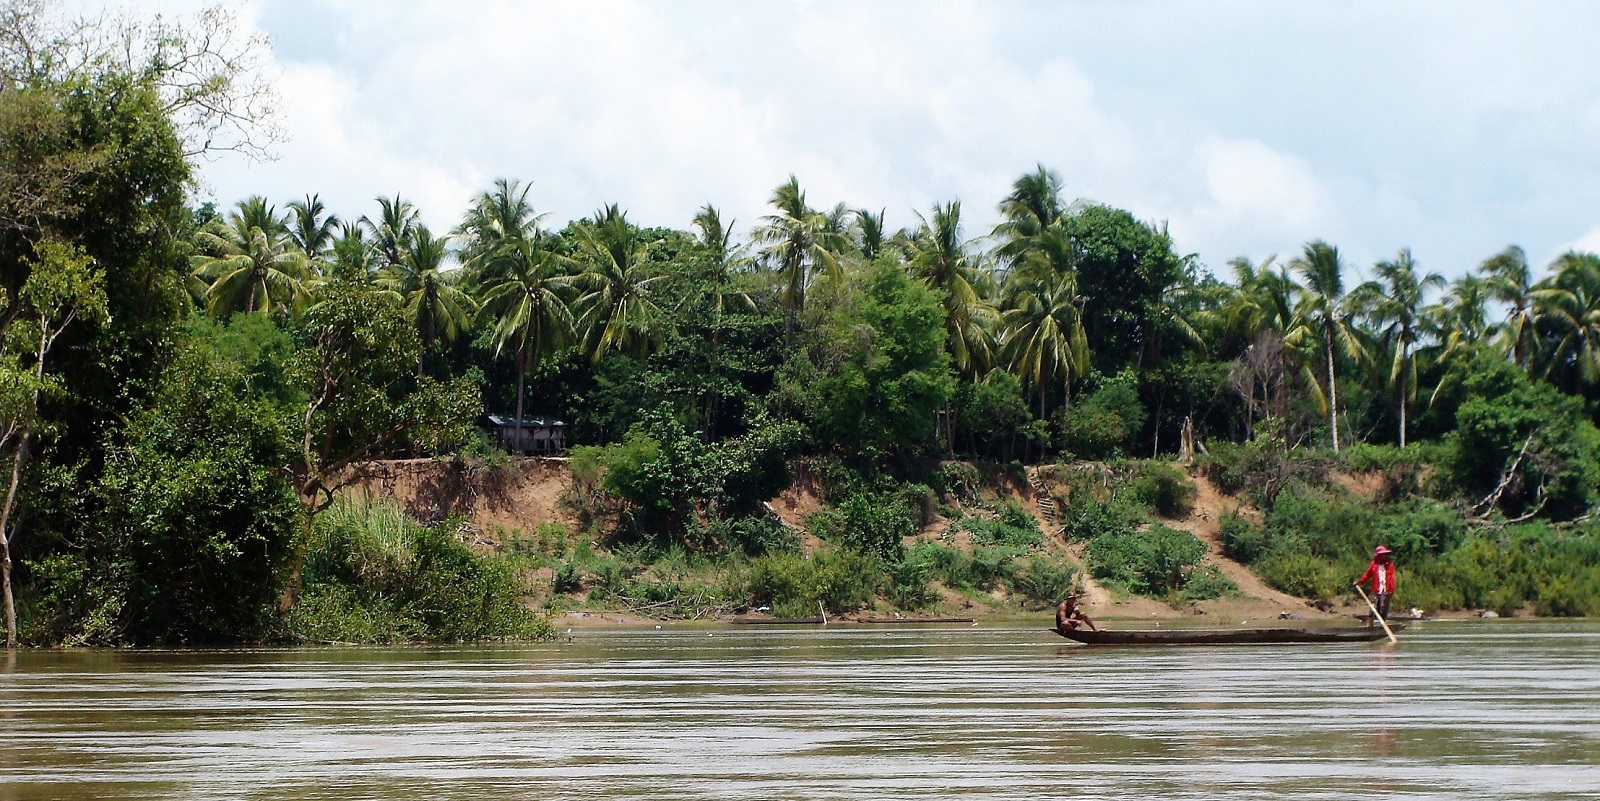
(1354, 584), (1398, 644)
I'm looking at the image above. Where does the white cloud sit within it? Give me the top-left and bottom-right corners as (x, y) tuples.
(85, 0), (1600, 280)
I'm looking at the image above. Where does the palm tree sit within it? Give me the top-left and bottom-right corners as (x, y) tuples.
(906, 200), (995, 377)
(1482, 245), (1539, 370)
(1420, 273), (1490, 407)
(572, 206), (669, 362)
(362, 195), (420, 269)
(1532, 251), (1600, 389)
(328, 221), (377, 284)
(853, 208), (889, 262)
(476, 237), (575, 435)
(753, 176), (847, 334)
(999, 268), (1088, 419)
(1355, 249), (1444, 447)
(376, 225), (476, 367)
(287, 194), (340, 264)
(1290, 240), (1365, 452)
(457, 178), (544, 285)
(190, 197), (311, 318)
(993, 165), (1068, 273)
(691, 204), (756, 319)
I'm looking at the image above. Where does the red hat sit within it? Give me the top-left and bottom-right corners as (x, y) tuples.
(1374, 545), (1393, 556)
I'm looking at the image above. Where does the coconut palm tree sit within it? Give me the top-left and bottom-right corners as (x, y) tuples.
(287, 194), (339, 265)
(457, 178), (544, 286)
(999, 268), (1088, 418)
(753, 176), (847, 334)
(1420, 273), (1490, 407)
(853, 208), (889, 262)
(190, 197), (311, 318)
(328, 221), (377, 284)
(906, 200), (995, 377)
(362, 195), (420, 269)
(1532, 251), (1600, 389)
(1482, 245), (1540, 370)
(476, 237), (575, 434)
(376, 226), (476, 367)
(1290, 240), (1365, 452)
(1355, 249), (1444, 447)
(572, 205), (669, 362)
(691, 204), (756, 319)
(993, 165), (1067, 267)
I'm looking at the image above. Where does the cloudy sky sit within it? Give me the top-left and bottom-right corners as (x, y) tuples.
(112, 1), (1600, 279)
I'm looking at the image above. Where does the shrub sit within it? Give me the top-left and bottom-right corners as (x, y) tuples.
(1219, 513), (1267, 565)
(1012, 556), (1081, 607)
(1057, 371), (1146, 460)
(1181, 565), (1238, 601)
(821, 492), (918, 560)
(1060, 493), (1145, 542)
(707, 516), (799, 556)
(747, 549), (882, 617)
(934, 461), (983, 503)
(288, 498), (549, 643)
(1130, 461), (1196, 518)
(1255, 552), (1346, 601)
(1085, 524), (1207, 596)
(888, 558), (938, 610)
(959, 501), (1043, 548)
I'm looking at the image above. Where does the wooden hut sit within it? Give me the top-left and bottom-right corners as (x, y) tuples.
(484, 414), (567, 454)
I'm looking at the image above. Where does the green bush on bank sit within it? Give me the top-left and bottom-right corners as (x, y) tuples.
(1084, 523), (1210, 597)
(285, 499), (550, 643)
(746, 549), (882, 617)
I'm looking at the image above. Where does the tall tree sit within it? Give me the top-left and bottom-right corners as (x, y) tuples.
(1355, 249), (1444, 447)
(476, 237), (574, 431)
(376, 225), (476, 366)
(457, 178), (543, 285)
(361, 194), (420, 269)
(906, 200), (994, 377)
(572, 205), (668, 362)
(190, 197), (311, 318)
(999, 268), (1088, 419)
(1533, 251), (1600, 390)
(1290, 240), (1364, 452)
(286, 193), (339, 264)
(1483, 245), (1539, 370)
(753, 176), (846, 335)
(0, 239), (107, 648)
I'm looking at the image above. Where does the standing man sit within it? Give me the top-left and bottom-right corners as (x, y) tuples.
(1355, 545), (1396, 623)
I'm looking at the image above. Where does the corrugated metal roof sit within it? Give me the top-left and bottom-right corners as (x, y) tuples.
(485, 414), (566, 427)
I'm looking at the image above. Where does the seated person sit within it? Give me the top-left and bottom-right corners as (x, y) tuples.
(1055, 596), (1098, 633)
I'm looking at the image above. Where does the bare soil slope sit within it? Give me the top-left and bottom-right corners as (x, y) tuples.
(341, 458), (581, 541)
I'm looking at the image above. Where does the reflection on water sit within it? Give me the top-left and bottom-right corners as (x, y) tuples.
(3, 622), (1598, 800)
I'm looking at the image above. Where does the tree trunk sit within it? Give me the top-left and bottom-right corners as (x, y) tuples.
(514, 356), (527, 455)
(0, 431), (30, 649)
(1325, 326), (1340, 453)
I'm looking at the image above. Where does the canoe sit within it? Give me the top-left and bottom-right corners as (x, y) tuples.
(861, 617), (975, 624)
(1052, 624), (1403, 645)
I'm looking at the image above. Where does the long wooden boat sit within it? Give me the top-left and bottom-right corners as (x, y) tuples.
(1052, 624), (1403, 645)
(861, 616), (975, 624)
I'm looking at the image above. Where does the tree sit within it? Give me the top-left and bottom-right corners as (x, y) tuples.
(1356, 248), (1444, 447)
(457, 178), (543, 286)
(754, 176), (846, 335)
(0, 238), (107, 648)
(1533, 251), (1600, 390)
(1290, 240), (1364, 451)
(1064, 204), (1186, 372)
(376, 225), (475, 364)
(190, 197), (311, 318)
(287, 193), (339, 264)
(1483, 245), (1539, 371)
(906, 200), (994, 377)
(1000, 268), (1089, 419)
(476, 236), (574, 432)
(362, 194), (419, 269)
(572, 205), (668, 362)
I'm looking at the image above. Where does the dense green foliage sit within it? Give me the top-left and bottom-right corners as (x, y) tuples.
(5, 7), (1600, 646)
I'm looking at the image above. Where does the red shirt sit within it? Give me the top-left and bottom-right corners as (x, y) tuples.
(1358, 559), (1396, 595)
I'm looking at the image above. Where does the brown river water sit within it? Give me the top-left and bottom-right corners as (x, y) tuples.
(2, 620), (1598, 800)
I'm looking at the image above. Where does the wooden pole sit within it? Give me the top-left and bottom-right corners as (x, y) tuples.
(1355, 585), (1398, 644)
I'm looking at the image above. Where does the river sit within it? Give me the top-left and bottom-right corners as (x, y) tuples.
(3, 620), (1598, 800)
